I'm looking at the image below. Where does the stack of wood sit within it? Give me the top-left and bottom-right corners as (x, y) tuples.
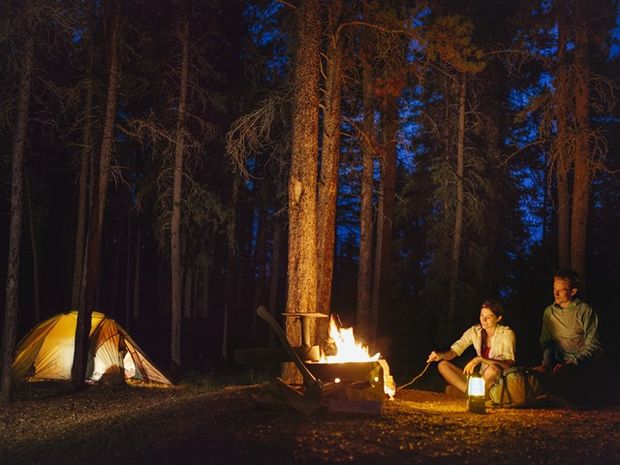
(251, 377), (385, 416)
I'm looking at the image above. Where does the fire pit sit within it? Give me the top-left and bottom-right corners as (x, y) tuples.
(306, 359), (395, 399)
(306, 316), (396, 399)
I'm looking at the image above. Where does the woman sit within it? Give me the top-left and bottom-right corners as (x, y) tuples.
(427, 300), (516, 394)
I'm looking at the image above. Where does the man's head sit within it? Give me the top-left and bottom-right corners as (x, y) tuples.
(553, 269), (580, 307)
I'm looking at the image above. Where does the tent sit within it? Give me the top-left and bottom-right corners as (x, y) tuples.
(11, 311), (172, 385)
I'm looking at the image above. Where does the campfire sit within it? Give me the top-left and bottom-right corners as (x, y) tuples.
(307, 315), (395, 399)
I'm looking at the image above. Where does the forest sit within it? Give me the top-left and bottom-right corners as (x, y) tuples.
(1, 0), (619, 401)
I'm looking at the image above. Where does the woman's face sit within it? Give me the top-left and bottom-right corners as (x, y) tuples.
(479, 307), (501, 330)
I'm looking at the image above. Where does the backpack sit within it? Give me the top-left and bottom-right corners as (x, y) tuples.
(489, 366), (546, 408)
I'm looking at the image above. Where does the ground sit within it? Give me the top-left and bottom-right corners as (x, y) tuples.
(1, 382), (619, 465)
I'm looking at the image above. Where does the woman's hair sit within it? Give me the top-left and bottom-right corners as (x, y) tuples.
(481, 299), (504, 318)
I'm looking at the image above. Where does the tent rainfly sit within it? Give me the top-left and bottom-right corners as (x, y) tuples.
(11, 311), (172, 385)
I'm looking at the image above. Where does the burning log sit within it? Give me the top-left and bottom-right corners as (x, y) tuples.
(253, 306), (395, 416)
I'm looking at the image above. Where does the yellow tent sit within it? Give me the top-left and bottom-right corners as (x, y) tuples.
(11, 311), (172, 385)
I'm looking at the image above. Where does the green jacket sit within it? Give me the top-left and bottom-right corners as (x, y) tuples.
(540, 298), (603, 365)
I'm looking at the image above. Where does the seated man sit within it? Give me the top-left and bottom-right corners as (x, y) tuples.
(535, 269), (603, 406)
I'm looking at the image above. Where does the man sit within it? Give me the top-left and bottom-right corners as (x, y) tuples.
(535, 269), (603, 406)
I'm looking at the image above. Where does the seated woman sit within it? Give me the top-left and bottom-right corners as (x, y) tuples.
(427, 300), (516, 394)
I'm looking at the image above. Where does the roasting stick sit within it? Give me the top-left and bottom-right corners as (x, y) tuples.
(396, 362), (431, 391)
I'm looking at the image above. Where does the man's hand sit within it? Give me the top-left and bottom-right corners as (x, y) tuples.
(552, 360), (576, 375)
(463, 356), (482, 375)
(427, 351), (442, 363)
(533, 364), (550, 375)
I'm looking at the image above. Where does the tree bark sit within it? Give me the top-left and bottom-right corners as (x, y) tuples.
(72, 0), (120, 388)
(223, 180), (239, 360)
(316, 0), (343, 318)
(448, 74), (466, 325)
(132, 221), (141, 319)
(252, 200), (268, 344)
(268, 216), (283, 348)
(370, 95), (398, 349)
(356, 52), (375, 345)
(25, 172), (40, 322)
(284, 0), (321, 383)
(570, 0), (591, 285)
(170, 17), (190, 374)
(71, 43), (94, 310)
(555, 0), (571, 270)
(0, 33), (34, 403)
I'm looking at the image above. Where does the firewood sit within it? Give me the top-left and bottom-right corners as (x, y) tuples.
(266, 378), (322, 416)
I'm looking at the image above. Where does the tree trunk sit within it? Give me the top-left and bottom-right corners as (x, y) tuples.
(448, 74), (466, 325)
(125, 215), (132, 329)
(200, 266), (209, 318)
(268, 216), (283, 348)
(25, 172), (40, 322)
(284, 0), (321, 383)
(570, 0), (591, 286)
(0, 33), (34, 403)
(370, 95), (398, 349)
(316, 0), (343, 318)
(71, 44), (94, 310)
(170, 17), (190, 374)
(132, 221), (141, 319)
(223, 180), (239, 360)
(252, 201), (268, 344)
(555, 0), (571, 270)
(184, 265), (193, 319)
(356, 53), (375, 345)
(72, 0), (120, 389)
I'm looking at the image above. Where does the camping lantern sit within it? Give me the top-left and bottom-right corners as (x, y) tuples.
(467, 375), (486, 414)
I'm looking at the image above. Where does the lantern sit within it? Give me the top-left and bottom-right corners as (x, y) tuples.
(467, 375), (486, 414)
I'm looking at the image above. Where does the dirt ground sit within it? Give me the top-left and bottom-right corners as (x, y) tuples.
(1, 381), (619, 465)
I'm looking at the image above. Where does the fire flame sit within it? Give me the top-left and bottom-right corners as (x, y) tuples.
(320, 316), (380, 363)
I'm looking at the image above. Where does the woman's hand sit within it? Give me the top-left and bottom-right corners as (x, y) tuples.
(463, 356), (482, 375)
(427, 351), (443, 363)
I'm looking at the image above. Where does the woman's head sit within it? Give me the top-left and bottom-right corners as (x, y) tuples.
(479, 300), (503, 329)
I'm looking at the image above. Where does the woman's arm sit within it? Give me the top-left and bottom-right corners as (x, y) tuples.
(426, 349), (458, 363)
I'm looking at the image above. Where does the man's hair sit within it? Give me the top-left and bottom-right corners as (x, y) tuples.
(554, 268), (581, 291)
(481, 299), (504, 317)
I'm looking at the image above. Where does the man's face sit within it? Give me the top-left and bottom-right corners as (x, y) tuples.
(553, 278), (577, 307)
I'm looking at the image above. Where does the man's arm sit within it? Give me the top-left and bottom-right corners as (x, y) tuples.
(571, 303), (603, 363)
(535, 307), (554, 372)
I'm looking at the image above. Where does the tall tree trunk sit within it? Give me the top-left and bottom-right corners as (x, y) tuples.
(0, 33), (34, 403)
(284, 0), (321, 383)
(71, 44), (94, 310)
(448, 74), (466, 325)
(223, 180), (239, 360)
(125, 215), (132, 329)
(72, 0), (120, 388)
(25, 173), (40, 322)
(268, 216), (283, 348)
(570, 0), (591, 285)
(170, 17), (190, 375)
(316, 0), (343, 317)
(132, 221), (141, 319)
(252, 201), (268, 344)
(200, 266), (209, 318)
(370, 95), (398, 349)
(356, 53), (374, 345)
(555, 0), (571, 270)
(316, 0), (343, 350)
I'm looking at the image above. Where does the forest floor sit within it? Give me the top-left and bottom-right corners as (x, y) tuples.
(1, 380), (619, 465)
